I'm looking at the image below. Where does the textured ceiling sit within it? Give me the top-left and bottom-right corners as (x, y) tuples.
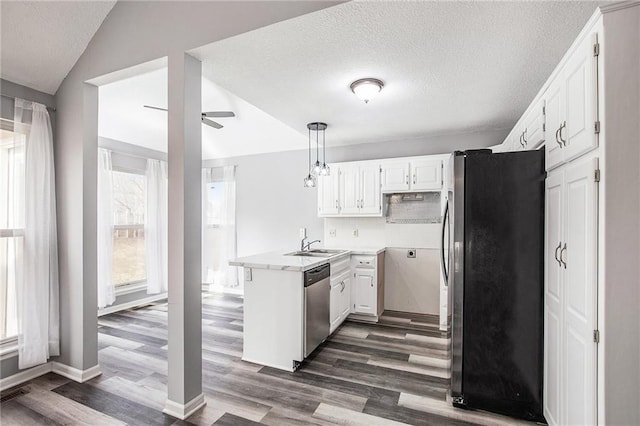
(191, 1), (601, 147)
(98, 68), (306, 159)
(0, 1), (116, 94)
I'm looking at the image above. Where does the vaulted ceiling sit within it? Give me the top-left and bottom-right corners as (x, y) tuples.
(0, 1), (116, 94)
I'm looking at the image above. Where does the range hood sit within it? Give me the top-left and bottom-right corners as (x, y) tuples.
(384, 192), (442, 224)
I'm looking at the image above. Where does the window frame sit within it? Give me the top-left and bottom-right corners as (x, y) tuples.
(0, 120), (26, 345)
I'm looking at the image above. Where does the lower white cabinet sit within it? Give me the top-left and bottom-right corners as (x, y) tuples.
(350, 254), (384, 318)
(544, 156), (598, 426)
(353, 268), (376, 315)
(330, 270), (351, 333)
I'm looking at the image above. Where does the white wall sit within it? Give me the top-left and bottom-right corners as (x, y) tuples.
(601, 5), (640, 425)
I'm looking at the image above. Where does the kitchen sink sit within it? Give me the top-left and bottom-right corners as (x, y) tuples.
(284, 249), (348, 257)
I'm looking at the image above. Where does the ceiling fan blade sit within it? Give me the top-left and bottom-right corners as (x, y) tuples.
(143, 105), (168, 112)
(202, 111), (235, 118)
(202, 117), (223, 129)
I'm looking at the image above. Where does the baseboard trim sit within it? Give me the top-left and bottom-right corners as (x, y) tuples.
(98, 293), (167, 316)
(51, 362), (102, 382)
(163, 393), (206, 420)
(0, 361), (102, 392)
(0, 362), (52, 392)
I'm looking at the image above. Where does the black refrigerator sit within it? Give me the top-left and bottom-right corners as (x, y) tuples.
(441, 149), (545, 422)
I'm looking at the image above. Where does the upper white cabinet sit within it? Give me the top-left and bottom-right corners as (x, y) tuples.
(338, 163), (382, 217)
(381, 157), (442, 192)
(319, 155), (444, 217)
(411, 158), (443, 191)
(522, 98), (546, 149)
(318, 172), (340, 216)
(545, 32), (598, 170)
(381, 160), (410, 191)
(500, 99), (545, 152)
(497, 27), (598, 167)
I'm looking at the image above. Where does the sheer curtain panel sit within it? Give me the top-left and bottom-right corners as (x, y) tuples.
(202, 166), (238, 292)
(146, 159), (168, 294)
(15, 99), (60, 369)
(97, 148), (115, 308)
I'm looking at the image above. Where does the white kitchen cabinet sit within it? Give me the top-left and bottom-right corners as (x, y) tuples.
(330, 271), (350, 332)
(381, 160), (410, 192)
(353, 268), (376, 316)
(544, 156), (598, 426)
(330, 256), (352, 334)
(545, 31), (598, 170)
(318, 171), (340, 217)
(338, 163), (381, 216)
(411, 158), (442, 191)
(522, 98), (546, 149)
(381, 157), (442, 192)
(360, 165), (382, 214)
(350, 254), (380, 317)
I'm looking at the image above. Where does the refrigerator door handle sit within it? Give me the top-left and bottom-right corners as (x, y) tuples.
(440, 199), (449, 283)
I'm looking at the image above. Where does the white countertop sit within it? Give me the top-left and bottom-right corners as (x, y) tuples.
(230, 246), (385, 272)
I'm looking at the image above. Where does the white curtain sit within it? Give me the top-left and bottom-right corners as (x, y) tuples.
(202, 166), (238, 292)
(97, 148), (115, 308)
(15, 99), (60, 369)
(145, 159), (168, 294)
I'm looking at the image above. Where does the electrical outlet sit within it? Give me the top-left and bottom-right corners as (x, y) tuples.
(407, 249), (416, 258)
(329, 229), (337, 237)
(244, 268), (252, 282)
(353, 229), (359, 237)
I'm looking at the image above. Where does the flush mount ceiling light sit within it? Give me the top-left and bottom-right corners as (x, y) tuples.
(350, 78), (384, 104)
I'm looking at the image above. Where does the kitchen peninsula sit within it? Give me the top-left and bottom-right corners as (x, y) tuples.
(230, 247), (385, 371)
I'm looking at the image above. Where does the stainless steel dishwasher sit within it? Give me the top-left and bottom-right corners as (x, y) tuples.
(304, 263), (330, 357)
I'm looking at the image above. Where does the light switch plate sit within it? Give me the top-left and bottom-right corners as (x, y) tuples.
(329, 229), (336, 237)
(244, 268), (252, 282)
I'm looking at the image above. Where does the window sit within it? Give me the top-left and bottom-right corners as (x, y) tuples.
(111, 170), (146, 287)
(0, 126), (25, 340)
(205, 181), (228, 227)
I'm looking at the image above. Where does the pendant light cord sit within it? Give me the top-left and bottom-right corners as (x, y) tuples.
(316, 126), (319, 164)
(322, 127), (326, 164)
(308, 127), (311, 173)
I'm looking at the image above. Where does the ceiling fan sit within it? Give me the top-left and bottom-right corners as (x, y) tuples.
(143, 105), (235, 129)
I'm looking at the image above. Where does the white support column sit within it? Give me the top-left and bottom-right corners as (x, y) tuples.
(163, 52), (205, 420)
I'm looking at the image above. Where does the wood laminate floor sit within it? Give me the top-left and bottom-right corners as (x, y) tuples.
(1, 293), (532, 425)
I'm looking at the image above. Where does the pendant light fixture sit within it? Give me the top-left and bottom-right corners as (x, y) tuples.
(350, 78), (384, 103)
(304, 122), (329, 187)
(303, 125), (316, 188)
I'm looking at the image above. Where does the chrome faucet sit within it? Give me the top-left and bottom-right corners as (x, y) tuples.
(301, 237), (321, 252)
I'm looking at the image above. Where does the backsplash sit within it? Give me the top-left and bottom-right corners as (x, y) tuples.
(323, 217), (441, 249)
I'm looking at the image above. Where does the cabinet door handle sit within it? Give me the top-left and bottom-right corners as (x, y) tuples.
(554, 242), (562, 267)
(560, 243), (567, 269)
(522, 129), (528, 146)
(519, 133), (524, 148)
(555, 127), (562, 148)
(413, 174), (416, 185)
(406, 175), (409, 185)
(359, 261), (370, 265)
(340, 281), (345, 292)
(559, 121), (567, 146)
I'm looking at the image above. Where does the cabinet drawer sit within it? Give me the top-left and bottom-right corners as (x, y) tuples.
(352, 255), (375, 269)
